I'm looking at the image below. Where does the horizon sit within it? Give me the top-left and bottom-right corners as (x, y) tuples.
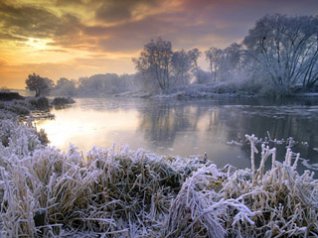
(1, 0), (318, 89)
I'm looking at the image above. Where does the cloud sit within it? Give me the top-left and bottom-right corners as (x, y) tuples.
(0, 1), (84, 45)
(85, 5), (247, 53)
(39, 49), (69, 53)
(0, 1), (60, 38)
(0, 55), (135, 89)
(95, 0), (160, 23)
(87, 0), (318, 53)
(3, 0), (318, 53)
(55, 0), (86, 6)
(0, 32), (26, 41)
(2, 0), (318, 89)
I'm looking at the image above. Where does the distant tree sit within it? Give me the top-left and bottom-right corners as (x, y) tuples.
(133, 37), (173, 92)
(218, 43), (242, 81)
(77, 73), (136, 96)
(171, 49), (193, 85)
(194, 68), (210, 84)
(78, 74), (111, 96)
(204, 44), (243, 83)
(205, 47), (223, 81)
(134, 38), (200, 92)
(222, 43), (241, 69)
(25, 73), (54, 97)
(188, 48), (201, 70)
(54, 78), (77, 96)
(244, 14), (318, 93)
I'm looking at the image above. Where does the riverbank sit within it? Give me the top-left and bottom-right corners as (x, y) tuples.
(0, 91), (75, 117)
(0, 94), (318, 237)
(0, 123), (317, 236)
(111, 83), (318, 105)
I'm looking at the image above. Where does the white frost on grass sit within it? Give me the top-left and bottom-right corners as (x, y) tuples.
(0, 121), (318, 237)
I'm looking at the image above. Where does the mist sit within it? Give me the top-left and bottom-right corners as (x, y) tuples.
(2, 8), (318, 237)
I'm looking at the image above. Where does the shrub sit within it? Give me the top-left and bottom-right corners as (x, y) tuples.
(51, 97), (75, 109)
(0, 91), (24, 101)
(28, 97), (50, 110)
(36, 128), (49, 145)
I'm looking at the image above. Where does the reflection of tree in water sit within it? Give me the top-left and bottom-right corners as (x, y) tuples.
(137, 99), (318, 166)
(138, 101), (208, 147)
(139, 102), (187, 147)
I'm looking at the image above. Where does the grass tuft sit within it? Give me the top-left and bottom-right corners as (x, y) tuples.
(0, 124), (318, 237)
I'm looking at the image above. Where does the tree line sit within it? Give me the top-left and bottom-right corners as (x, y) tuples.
(25, 73), (137, 97)
(26, 14), (318, 97)
(134, 14), (318, 95)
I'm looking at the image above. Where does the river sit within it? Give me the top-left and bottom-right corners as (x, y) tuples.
(36, 96), (318, 172)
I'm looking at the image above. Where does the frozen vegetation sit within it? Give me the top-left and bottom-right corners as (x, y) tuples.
(24, 14), (318, 100)
(1, 111), (318, 237)
(2, 10), (318, 238)
(0, 89), (76, 121)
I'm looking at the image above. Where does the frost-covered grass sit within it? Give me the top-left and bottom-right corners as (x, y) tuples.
(0, 97), (53, 119)
(152, 80), (263, 100)
(0, 100), (30, 117)
(1, 120), (318, 237)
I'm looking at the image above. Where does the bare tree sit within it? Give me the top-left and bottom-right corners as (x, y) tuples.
(133, 38), (173, 92)
(188, 48), (201, 70)
(171, 49), (193, 86)
(244, 14), (318, 92)
(218, 43), (242, 81)
(205, 47), (223, 81)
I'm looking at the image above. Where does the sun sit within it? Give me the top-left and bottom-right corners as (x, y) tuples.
(25, 38), (51, 50)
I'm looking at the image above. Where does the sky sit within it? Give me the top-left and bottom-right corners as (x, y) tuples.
(0, 0), (317, 89)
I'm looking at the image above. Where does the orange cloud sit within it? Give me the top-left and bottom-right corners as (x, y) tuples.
(0, 0), (318, 89)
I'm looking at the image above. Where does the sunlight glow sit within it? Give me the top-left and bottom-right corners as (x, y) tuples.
(25, 38), (51, 50)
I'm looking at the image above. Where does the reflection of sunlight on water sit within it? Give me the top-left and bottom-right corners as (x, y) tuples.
(36, 105), (139, 152)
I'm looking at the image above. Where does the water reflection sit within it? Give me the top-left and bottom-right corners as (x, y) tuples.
(37, 98), (318, 171)
(139, 102), (193, 146)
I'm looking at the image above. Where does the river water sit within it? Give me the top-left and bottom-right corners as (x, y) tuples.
(37, 96), (318, 172)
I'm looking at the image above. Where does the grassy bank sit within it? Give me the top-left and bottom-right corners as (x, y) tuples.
(0, 116), (318, 237)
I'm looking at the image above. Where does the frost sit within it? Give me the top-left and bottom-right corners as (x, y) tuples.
(0, 119), (318, 237)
